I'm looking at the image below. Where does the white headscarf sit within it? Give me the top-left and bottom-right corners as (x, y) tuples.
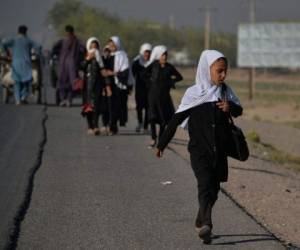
(177, 50), (241, 129)
(150, 45), (167, 63)
(86, 37), (103, 67)
(134, 43), (152, 67)
(140, 43), (152, 56)
(110, 36), (129, 72)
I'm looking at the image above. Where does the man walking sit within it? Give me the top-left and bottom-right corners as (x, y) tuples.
(51, 25), (85, 107)
(2, 25), (41, 105)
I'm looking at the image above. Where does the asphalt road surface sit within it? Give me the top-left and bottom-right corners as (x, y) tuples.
(0, 83), (287, 250)
(0, 104), (46, 250)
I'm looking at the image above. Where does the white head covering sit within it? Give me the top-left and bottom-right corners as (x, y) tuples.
(110, 36), (122, 50)
(177, 49), (241, 129)
(150, 45), (167, 62)
(110, 36), (129, 72)
(86, 37), (103, 67)
(139, 43), (152, 55)
(134, 43), (152, 67)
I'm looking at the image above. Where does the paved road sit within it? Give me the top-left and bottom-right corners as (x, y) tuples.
(0, 104), (45, 250)
(0, 71), (287, 249)
(10, 103), (285, 249)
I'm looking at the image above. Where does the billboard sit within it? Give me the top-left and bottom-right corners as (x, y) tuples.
(237, 23), (300, 68)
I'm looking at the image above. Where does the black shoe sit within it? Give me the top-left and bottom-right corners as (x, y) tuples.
(135, 123), (142, 133)
(198, 225), (211, 244)
(147, 139), (156, 149)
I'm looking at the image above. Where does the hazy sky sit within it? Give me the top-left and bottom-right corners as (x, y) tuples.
(0, 0), (299, 41)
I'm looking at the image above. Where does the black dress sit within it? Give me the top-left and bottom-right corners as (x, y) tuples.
(132, 59), (151, 128)
(116, 69), (130, 127)
(103, 55), (129, 132)
(102, 55), (115, 128)
(81, 57), (104, 129)
(147, 61), (183, 126)
(132, 59), (149, 110)
(157, 98), (243, 228)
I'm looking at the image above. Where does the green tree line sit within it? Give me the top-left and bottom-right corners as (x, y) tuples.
(47, 0), (237, 65)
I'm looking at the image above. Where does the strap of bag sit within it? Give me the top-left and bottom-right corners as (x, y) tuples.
(221, 83), (235, 125)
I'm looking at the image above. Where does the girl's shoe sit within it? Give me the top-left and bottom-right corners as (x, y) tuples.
(93, 128), (100, 136)
(147, 139), (156, 149)
(135, 123), (142, 133)
(142, 127), (149, 134)
(87, 129), (94, 135)
(198, 225), (212, 244)
(59, 100), (66, 107)
(100, 126), (107, 134)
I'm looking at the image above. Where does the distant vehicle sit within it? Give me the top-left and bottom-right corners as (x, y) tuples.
(169, 50), (194, 66)
(0, 49), (43, 104)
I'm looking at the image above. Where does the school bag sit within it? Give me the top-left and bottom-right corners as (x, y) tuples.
(222, 84), (249, 161)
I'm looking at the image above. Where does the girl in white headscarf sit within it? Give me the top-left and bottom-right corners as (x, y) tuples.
(81, 37), (106, 135)
(156, 50), (243, 244)
(146, 45), (183, 147)
(132, 43), (152, 132)
(105, 36), (130, 134)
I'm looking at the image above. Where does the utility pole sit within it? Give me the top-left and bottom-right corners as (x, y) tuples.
(199, 5), (216, 50)
(249, 0), (256, 100)
(169, 14), (175, 30)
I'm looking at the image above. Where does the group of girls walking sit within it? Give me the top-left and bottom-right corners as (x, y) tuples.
(132, 43), (183, 147)
(82, 34), (244, 244)
(81, 37), (183, 145)
(81, 36), (131, 135)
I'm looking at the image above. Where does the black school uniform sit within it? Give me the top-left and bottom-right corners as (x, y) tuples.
(157, 99), (243, 228)
(81, 57), (105, 129)
(101, 55), (114, 129)
(104, 53), (130, 132)
(132, 58), (151, 129)
(146, 61), (183, 140)
(116, 69), (130, 127)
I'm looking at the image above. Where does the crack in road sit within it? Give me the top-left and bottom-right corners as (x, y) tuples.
(4, 105), (48, 250)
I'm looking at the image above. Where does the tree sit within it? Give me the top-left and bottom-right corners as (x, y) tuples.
(47, 0), (237, 64)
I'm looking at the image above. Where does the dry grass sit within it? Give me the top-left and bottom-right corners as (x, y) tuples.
(246, 130), (300, 172)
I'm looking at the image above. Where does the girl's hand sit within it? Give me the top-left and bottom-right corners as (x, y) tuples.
(216, 101), (230, 112)
(100, 69), (108, 77)
(106, 86), (112, 97)
(156, 149), (163, 158)
(106, 70), (115, 76)
(86, 52), (95, 60)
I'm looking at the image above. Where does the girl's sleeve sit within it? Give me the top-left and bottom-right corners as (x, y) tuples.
(117, 69), (129, 84)
(80, 59), (89, 71)
(131, 60), (138, 77)
(157, 109), (190, 151)
(226, 85), (243, 118)
(144, 63), (153, 89)
(171, 66), (183, 83)
(97, 56), (105, 69)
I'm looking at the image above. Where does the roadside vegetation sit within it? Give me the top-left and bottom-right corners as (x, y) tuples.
(48, 0), (237, 63)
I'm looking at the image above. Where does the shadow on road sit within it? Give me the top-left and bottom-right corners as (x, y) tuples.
(211, 233), (278, 246)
